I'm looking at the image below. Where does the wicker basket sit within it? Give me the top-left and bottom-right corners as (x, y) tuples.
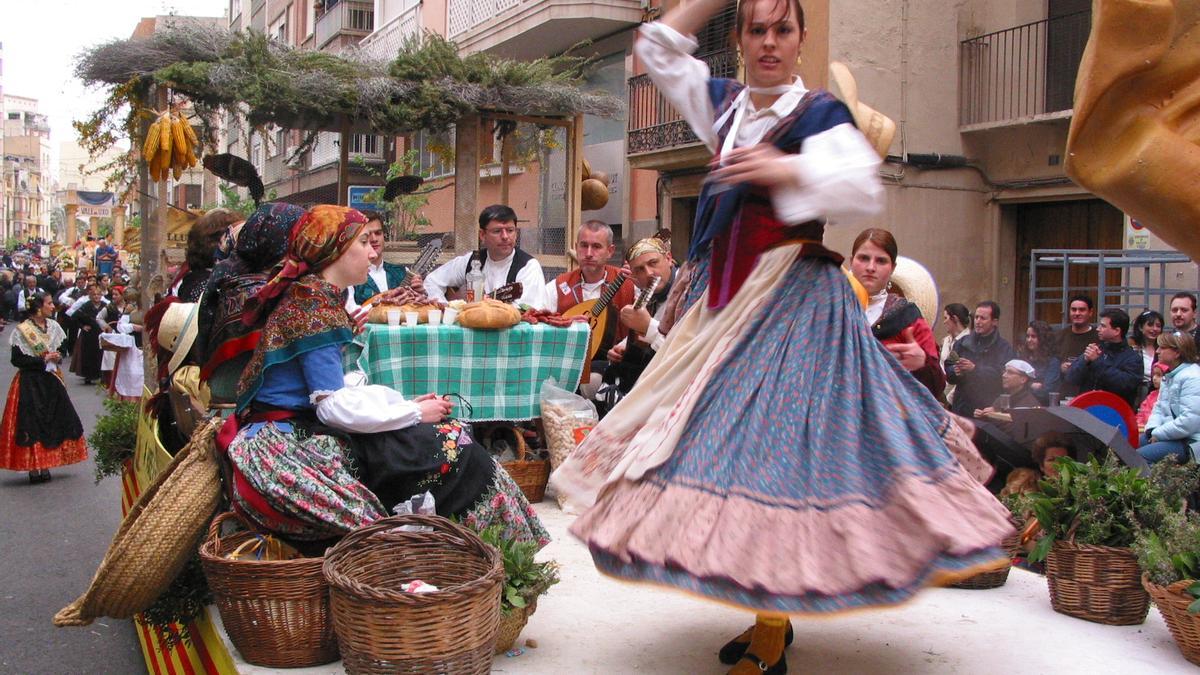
(1044, 540), (1149, 625)
(951, 518), (1023, 590)
(54, 418), (222, 626)
(323, 514), (504, 674)
(1144, 576), (1200, 666)
(493, 426), (549, 503)
(199, 512), (338, 668)
(494, 599), (537, 654)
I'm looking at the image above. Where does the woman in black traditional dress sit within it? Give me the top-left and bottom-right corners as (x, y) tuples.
(0, 292), (86, 483)
(66, 284), (107, 384)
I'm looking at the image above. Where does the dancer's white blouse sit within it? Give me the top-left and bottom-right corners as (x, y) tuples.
(636, 22), (884, 225)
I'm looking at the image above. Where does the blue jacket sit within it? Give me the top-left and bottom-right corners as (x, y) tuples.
(1147, 362), (1200, 460)
(1065, 340), (1142, 408)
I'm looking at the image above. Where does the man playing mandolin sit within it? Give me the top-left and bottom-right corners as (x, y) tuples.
(550, 221), (637, 375)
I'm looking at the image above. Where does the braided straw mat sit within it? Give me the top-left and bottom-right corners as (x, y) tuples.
(54, 417), (223, 626)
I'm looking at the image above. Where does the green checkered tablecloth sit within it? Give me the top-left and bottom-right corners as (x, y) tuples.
(353, 322), (590, 422)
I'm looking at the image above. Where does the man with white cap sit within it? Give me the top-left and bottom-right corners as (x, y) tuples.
(975, 359), (1042, 419)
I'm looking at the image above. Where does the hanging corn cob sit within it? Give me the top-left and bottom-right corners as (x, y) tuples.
(141, 109), (201, 182)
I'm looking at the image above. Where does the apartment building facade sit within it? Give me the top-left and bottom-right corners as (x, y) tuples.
(3, 94), (54, 241)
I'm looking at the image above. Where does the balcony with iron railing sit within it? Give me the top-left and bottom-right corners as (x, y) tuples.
(627, 50), (738, 161)
(959, 10), (1091, 131)
(314, 0), (374, 51)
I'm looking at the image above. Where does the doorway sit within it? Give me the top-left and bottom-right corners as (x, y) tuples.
(1013, 198), (1124, 327)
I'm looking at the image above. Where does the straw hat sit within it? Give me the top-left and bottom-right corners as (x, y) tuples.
(158, 301), (200, 374)
(889, 256), (939, 324)
(828, 61), (897, 160)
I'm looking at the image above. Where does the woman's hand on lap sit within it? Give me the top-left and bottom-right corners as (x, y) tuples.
(418, 397), (452, 423)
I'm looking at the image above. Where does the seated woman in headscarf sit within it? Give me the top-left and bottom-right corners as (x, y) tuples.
(199, 202), (306, 403)
(224, 205), (549, 546)
(171, 208), (242, 302)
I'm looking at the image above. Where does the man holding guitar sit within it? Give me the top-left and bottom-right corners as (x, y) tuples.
(424, 204), (553, 310)
(551, 221), (637, 376)
(344, 211), (425, 312)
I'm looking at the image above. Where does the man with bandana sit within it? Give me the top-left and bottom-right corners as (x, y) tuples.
(605, 236), (678, 393)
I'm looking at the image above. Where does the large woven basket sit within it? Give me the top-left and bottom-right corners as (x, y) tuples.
(199, 512), (338, 668)
(54, 418), (222, 627)
(1045, 540), (1149, 625)
(1144, 576), (1200, 666)
(951, 518), (1023, 590)
(494, 426), (549, 503)
(323, 514), (504, 674)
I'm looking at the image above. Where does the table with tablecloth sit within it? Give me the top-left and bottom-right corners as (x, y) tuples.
(352, 322), (590, 422)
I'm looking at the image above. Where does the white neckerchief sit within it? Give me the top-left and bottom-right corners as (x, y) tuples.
(865, 289), (888, 324)
(711, 80), (800, 165)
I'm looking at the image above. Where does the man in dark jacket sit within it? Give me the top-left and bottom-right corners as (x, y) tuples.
(947, 301), (1017, 417)
(1065, 308), (1142, 408)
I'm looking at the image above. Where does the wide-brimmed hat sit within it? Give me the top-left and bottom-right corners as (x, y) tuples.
(890, 256), (939, 324)
(828, 61), (897, 160)
(158, 301), (200, 374)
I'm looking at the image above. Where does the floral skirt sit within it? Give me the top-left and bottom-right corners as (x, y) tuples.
(554, 244), (1013, 615)
(227, 422), (387, 540)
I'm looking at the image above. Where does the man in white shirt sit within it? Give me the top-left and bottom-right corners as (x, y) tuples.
(424, 204), (552, 310)
(344, 211), (424, 312)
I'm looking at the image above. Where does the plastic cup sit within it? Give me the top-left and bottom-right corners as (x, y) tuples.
(427, 309), (443, 326)
(443, 307), (459, 325)
(404, 311), (419, 327)
(386, 309), (401, 326)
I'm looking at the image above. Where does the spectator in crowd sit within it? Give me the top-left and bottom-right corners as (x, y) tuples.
(1056, 295), (1099, 397)
(999, 432), (1074, 498)
(1064, 308), (1142, 408)
(947, 301), (1016, 417)
(1020, 320), (1061, 404)
(974, 359), (1043, 419)
(1131, 309), (1166, 405)
(1138, 361), (1171, 430)
(1139, 330), (1200, 464)
(94, 238), (117, 277)
(424, 204), (553, 310)
(56, 275), (90, 356)
(940, 303), (972, 405)
(1170, 292), (1199, 342)
(15, 275), (43, 316)
(66, 283), (110, 385)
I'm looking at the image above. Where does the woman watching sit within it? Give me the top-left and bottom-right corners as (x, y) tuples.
(225, 205), (547, 546)
(172, 208), (241, 302)
(1020, 320), (1061, 404)
(551, 2), (1010, 673)
(1131, 309), (1165, 405)
(0, 292), (86, 483)
(1139, 330), (1200, 464)
(850, 227), (945, 399)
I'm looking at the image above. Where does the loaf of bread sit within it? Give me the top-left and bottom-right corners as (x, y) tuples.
(457, 299), (522, 329)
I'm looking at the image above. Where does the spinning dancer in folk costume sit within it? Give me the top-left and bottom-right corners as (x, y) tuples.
(551, 1), (1012, 673)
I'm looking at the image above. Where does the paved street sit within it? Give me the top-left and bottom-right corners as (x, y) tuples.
(0, 324), (144, 674)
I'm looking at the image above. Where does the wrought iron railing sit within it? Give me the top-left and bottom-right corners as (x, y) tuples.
(627, 50), (738, 155)
(315, 0), (375, 50)
(959, 10), (1091, 128)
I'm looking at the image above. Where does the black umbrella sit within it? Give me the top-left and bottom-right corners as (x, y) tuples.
(1009, 406), (1149, 473)
(383, 175), (423, 202)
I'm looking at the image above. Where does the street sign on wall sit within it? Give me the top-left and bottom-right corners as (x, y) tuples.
(347, 186), (377, 213)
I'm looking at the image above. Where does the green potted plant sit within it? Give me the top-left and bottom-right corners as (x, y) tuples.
(90, 397), (139, 483)
(1020, 454), (1164, 625)
(1134, 462), (1200, 664)
(478, 526), (559, 653)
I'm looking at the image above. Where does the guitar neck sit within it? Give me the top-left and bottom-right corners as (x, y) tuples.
(590, 272), (629, 318)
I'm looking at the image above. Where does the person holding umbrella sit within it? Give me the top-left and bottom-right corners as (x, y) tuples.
(1139, 331), (1200, 464)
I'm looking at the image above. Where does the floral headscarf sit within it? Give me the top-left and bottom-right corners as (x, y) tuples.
(242, 205), (368, 327)
(209, 202), (305, 287)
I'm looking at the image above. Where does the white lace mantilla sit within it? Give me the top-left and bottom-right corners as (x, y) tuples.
(10, 319), (66, 358)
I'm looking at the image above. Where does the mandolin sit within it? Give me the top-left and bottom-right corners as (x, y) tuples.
(562, 270), (630, 364)
(403, 234), (445, 286)
(626, 274), (661, 344)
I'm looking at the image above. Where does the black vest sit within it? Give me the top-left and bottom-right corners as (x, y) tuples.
(467, 248), (534, 286)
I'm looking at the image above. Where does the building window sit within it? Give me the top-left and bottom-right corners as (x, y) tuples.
(350, 134), (380, 156)
(416, 128), (454, 178)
